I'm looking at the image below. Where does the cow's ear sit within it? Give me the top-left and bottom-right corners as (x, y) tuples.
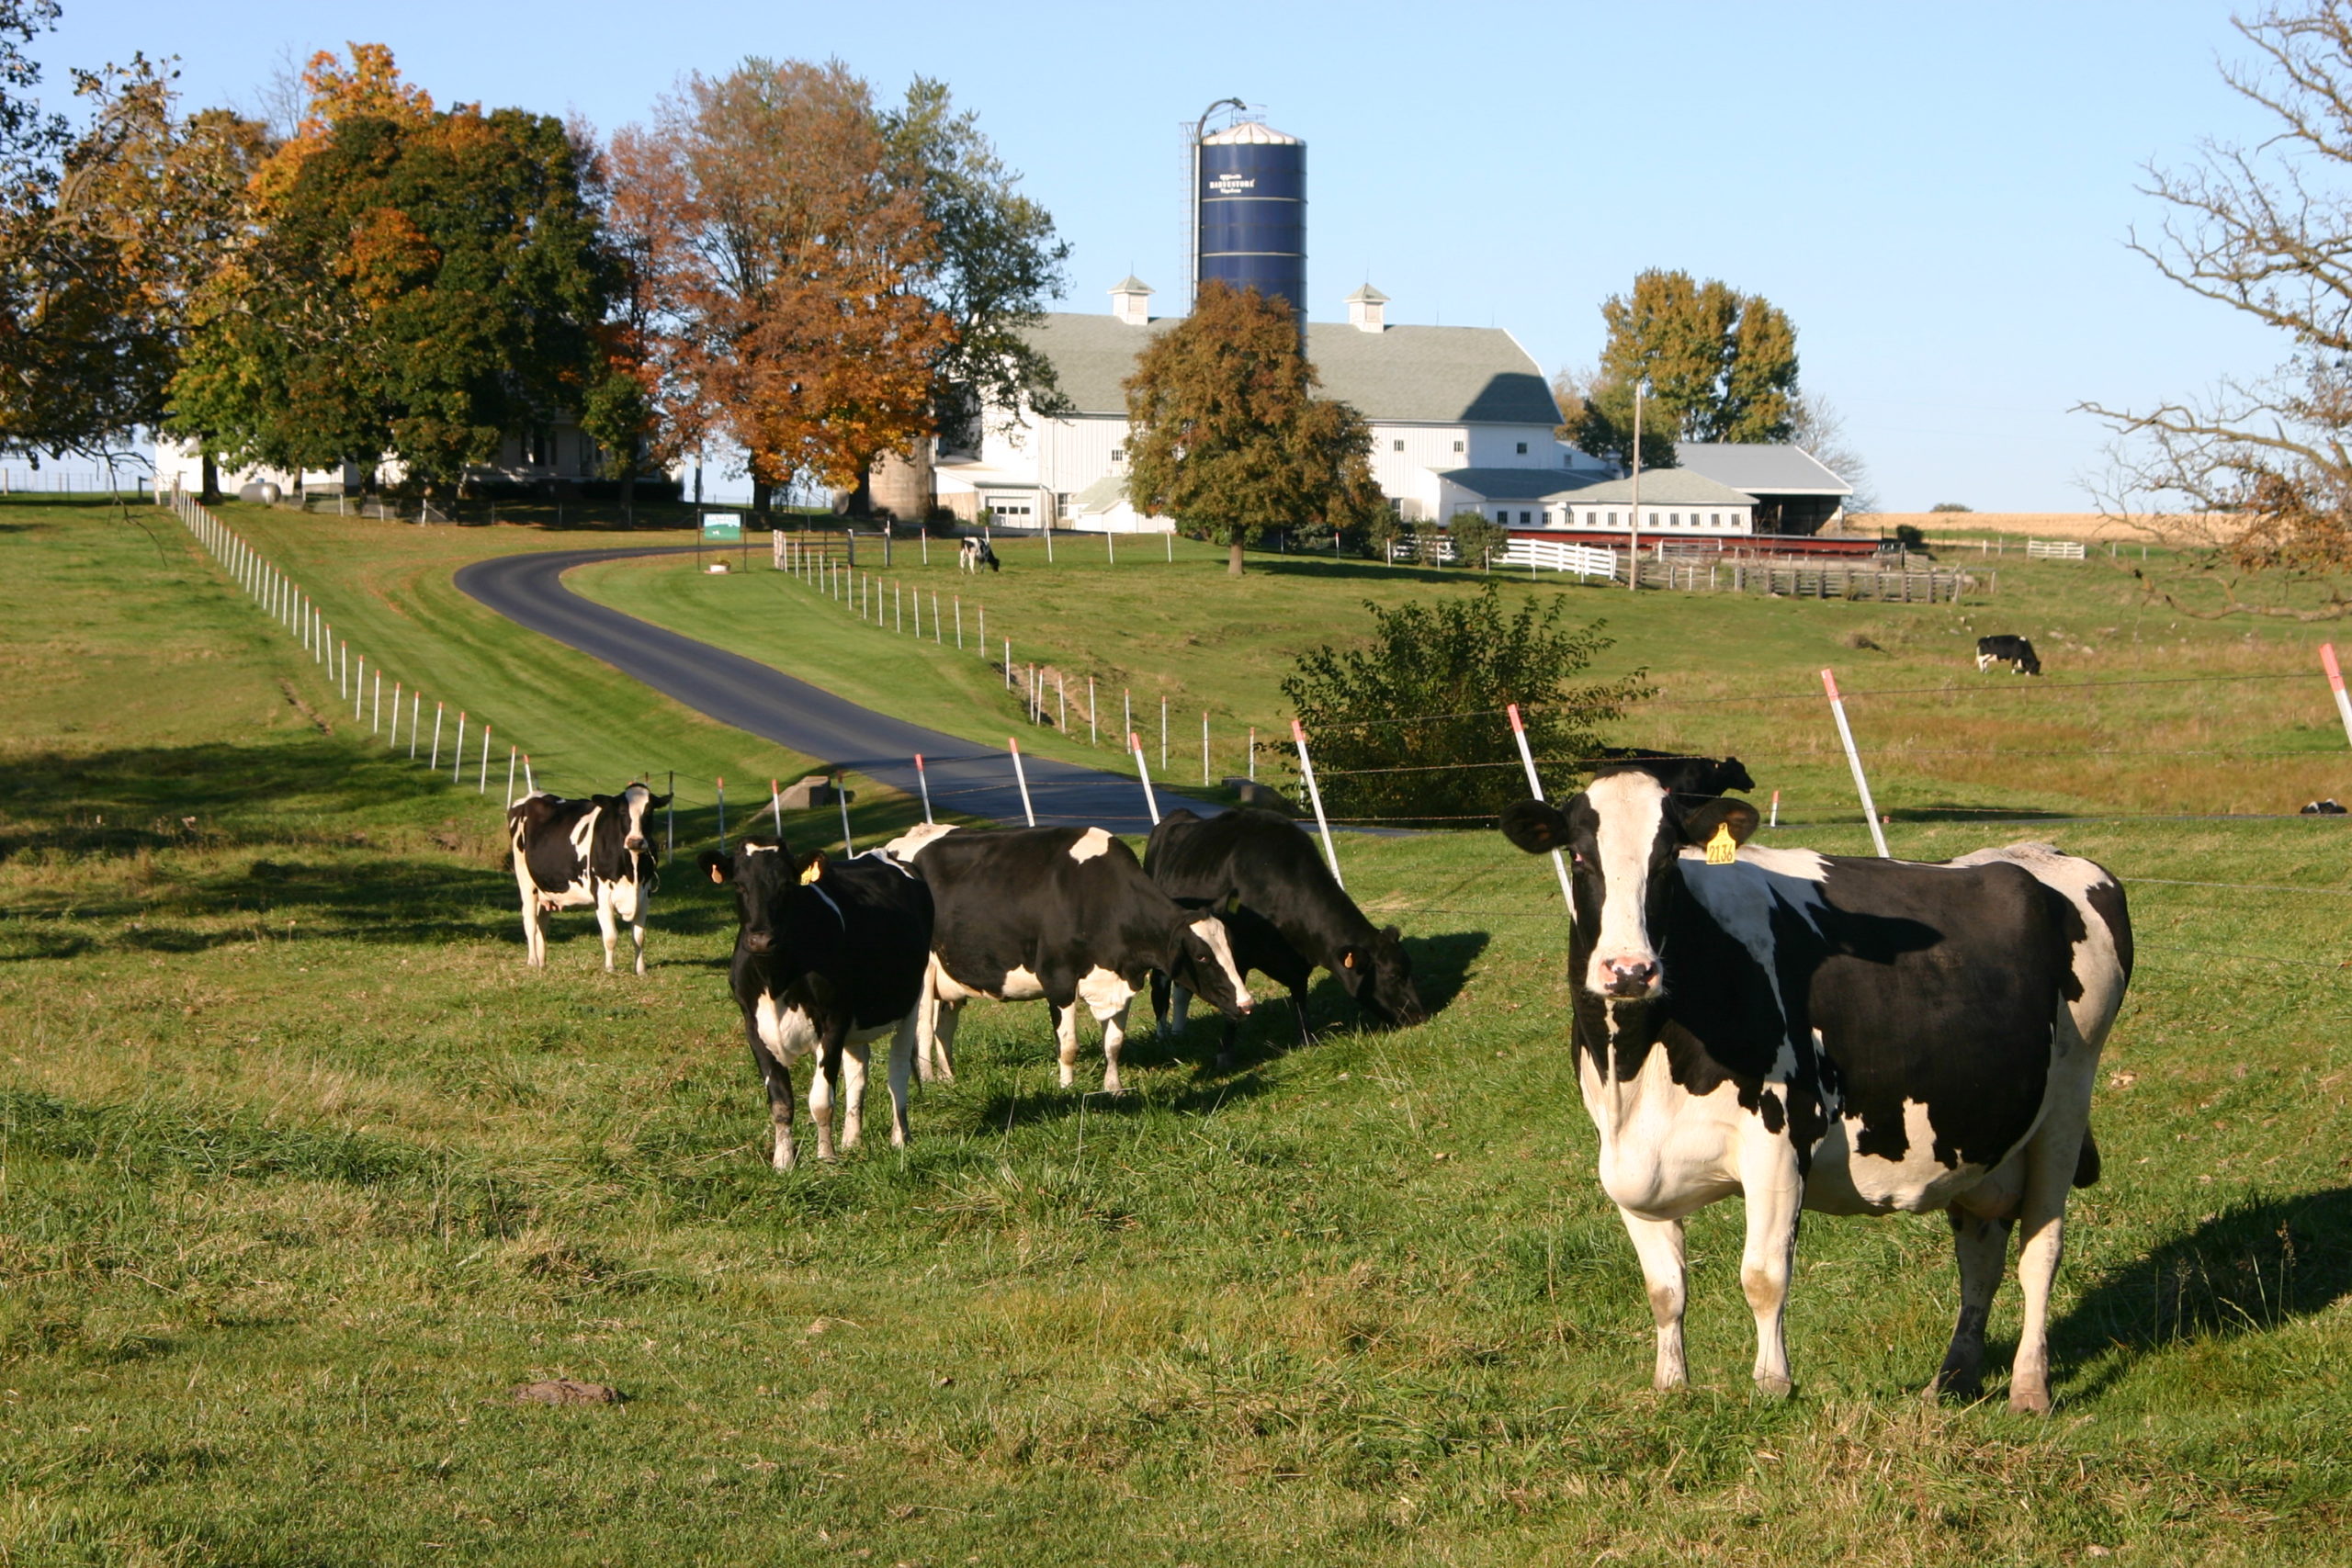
(795, 852), (826, 886)
(697, 850), (734, 885)
(1379, 924), (1403, 947)
(1499, 799), (1570, 854)
(649, 793), (673, 809)
(591, 793), (617, 809)
(1679, 797), (1759, 849)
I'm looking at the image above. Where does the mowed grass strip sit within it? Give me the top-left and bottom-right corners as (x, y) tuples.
(1, 500), (2348, 1564)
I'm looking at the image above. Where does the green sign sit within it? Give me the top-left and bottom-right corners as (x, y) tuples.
(700, 513), (742, 544)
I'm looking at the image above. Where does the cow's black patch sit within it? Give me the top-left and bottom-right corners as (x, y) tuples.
(2086, 877), (2134, 980)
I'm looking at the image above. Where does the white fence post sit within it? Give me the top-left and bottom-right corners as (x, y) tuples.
(837, 773), (854, 853)
(716, 776), (727, 852)
(770, 777), (784, 839)
(1009, 738), (1035, 827)
(452, 712), (466, 782)
(2324, 643), (2352, 752)
(1507, 702), (1573, 914)
(1130, 731), (1161, 825)
(478, 724), (490, 793)
(1821, 668), (1891, 857)
(506, 746), (517, 805)
(1288, 719), (1345, 888)
(915, 753), (933, 823)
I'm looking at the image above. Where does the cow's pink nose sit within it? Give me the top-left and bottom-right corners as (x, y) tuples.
(1602, 957), (1658, 996)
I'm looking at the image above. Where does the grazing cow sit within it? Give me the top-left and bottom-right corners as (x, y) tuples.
(698, 840), (933, 1169)
(886, 822), (1253, 1092)
(1144, 807), (1425, 1065)
(1588, 747), (1756, 799)
(1975, 635), (2042, 675)
(506, 783), (671, 972)
(1498, 770), (2130, 1411)
(958, 536), (1001, 574)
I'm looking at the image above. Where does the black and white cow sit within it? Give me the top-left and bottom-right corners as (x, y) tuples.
(506, 783), (671, 972)
(1588, 748), (1757, 799)
(886, 822), (1253, 1092)
(1498, 770), (2131, 1411)
(958, 536), (1001, 574)
(1975, 635), (2042, 675)
(697, 840), (933, 1168)
(1144, 807), (1425, 1064)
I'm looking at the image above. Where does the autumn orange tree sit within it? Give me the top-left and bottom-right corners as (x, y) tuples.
(1123, 280), (1387, 576)
(607, 60), (949, 514)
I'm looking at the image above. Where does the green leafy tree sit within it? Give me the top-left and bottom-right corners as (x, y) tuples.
(1447, 510), (1509, 569)
(1280, 584), (1651, 822)
(172, 51), (612, 496)
(1124, 279), (1386, 577)
(1568, 269), (1798, 468)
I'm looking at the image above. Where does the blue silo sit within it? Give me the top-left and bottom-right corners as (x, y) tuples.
(1194, 119), (1306, 325)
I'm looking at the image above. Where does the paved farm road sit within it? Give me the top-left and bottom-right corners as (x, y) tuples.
(455, 546), (1219, 834)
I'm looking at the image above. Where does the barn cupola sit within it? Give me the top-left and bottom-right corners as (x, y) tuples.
(1346, 282), (1389, 333)
(1110, 275), (1154, 326)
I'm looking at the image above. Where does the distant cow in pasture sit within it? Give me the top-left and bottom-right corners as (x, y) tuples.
(1975, 635), (2042, 675)
(698, 840), (933, 1169)
(885, 822), (1253, 1092)
(2301, 798), (2346, 816)
(1144, 807), (1425, 1066)
(506, 783), (671, 972)
(1587, 747), (1757, 799)
(1498, 768), (2130, 1411)
(959, 536), (1001, 573)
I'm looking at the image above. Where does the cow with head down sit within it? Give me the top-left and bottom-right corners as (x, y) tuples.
(506, 782), (672, 973)
(1499, 767), (2130, 1411)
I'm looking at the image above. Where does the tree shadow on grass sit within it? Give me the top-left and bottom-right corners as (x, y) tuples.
(2052, 1187), (2352, 1401)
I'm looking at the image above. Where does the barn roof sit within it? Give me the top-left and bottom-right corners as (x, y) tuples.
(1674, 442), (1852, 496)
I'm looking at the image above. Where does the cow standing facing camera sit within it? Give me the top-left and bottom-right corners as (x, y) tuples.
(506, 783), (671, 972)
(1975, 635), (2042, 675)
(699, 840), (933, 1169)
(1498, 769), (2130, 1411)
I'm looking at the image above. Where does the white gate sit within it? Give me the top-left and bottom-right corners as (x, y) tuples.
(1501, 537), (1618, 579)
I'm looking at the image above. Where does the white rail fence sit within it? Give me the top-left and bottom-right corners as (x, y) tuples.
(2027, 538), (2088, 560)
(1501, 537), (1620, 579)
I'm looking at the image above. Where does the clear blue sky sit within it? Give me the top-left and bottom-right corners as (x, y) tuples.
(42, 0), (2290, 510)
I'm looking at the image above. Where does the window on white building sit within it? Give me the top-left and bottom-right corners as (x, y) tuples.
(1453, 440), (1464, 453)
(1110, 447), (1125, 463)
(1516, 442), (1528, 455)
(1608, 512), (1618, 526)
(1393, 439), (1405, 452)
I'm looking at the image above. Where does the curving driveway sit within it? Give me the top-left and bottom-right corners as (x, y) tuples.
(454, 546), (1221, 834)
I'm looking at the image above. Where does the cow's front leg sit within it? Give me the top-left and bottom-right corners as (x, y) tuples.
(519, 894), (544, 967)
(1620, 1212), (1688, 1390)
(1737, 1136), (1804, 1398)
(1053, 999), (1081, 1089)
(628, 905), (647, 976)
(750, 1037), (797, 1171)
(838, 1041), (871, 1152)
(1934, 1206), (2012, 1402)
(594, 884), (620, 973)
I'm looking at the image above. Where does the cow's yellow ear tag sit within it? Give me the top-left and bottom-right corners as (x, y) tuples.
(1225, 893), (1242, 914)
(799, 860), (824, 886)
(1704, 823), (1739, 865)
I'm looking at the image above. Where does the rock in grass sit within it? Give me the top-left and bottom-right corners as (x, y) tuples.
(511, 1380), (625, 1406)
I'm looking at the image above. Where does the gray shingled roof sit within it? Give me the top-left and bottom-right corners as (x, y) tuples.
(1436, 468), (1589, 501)
(1018, 313), (1563, 425)
(1557, 469), (1758, 506)
(1673, 442), (1851, 496)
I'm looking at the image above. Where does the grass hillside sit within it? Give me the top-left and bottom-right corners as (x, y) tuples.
(2, 498), (2348, 1565)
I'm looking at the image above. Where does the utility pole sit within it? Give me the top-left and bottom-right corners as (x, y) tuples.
(1626, 379), (1644, 592)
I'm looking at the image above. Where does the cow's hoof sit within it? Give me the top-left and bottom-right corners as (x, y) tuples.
(1753, 1375), (1793, 1400)
(1930, 1369), (1984, 1404)
(2007, 1386), (2052, 1416)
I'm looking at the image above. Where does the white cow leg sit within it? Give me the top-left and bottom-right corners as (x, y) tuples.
(886, 1010), (918, 1147)
(838, 1043), (870, 1152)
(808, 1054), (838, 1163)
(520, 897), (543, 968)
(1054, 1001), (1080, 1089)
(926, 998), (963, 1084)
(2007, 1127), (2083, 1415)
(1737, 1146), (1804, 1398)
(1935, 1206), (2013, 1402)
(1098, 1001), (1133, 1095)
(630, 916), (647, 976)
(1620, 1211), (1689, 1391)
(1168, 985), (1194, 1039)
(594, 886), (620, 973)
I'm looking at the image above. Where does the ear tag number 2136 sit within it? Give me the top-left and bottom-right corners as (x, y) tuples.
(1704, 823), (1739, 866)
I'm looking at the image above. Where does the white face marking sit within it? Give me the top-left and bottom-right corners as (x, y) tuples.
(1187, 917), (1253, 1012)
(883, 822), (960, 862)
(753, 994), (821, 1065)
(1585, 773), (1669, 998)
(1067, 826), (1113, 863)
(620, 784), (652, 848)
(1075, 964), (1136, 1020)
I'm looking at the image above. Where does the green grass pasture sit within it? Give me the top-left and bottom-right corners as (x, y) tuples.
(1, 501), (2348, 1564)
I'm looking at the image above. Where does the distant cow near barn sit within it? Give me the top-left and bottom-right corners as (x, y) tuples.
(506, 783), (671, 972)
(1498, 770), (2130, 1411)
(699, 840), (933, 1168)
(886, 823), (1253, 1092)
(1144, 807), (1425, 1065)
(1976, 635), (2042, 675)
(959, 537), (1001, 573)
